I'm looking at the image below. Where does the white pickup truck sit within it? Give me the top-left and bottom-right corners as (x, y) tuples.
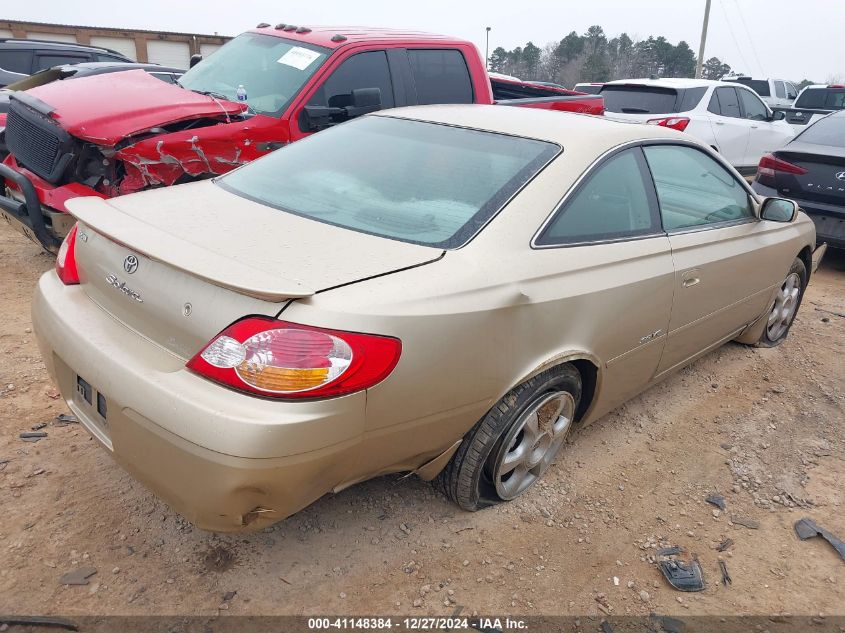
(772, 84), (845, 134)
(721, 76), (799, 108)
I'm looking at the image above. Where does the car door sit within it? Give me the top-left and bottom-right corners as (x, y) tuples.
(706, 86), (750, 167)
(532, 147), (674, 407)
(737, 86), (791, 171)
(642, 143), (778, 377)
(294, 49), (399, 140)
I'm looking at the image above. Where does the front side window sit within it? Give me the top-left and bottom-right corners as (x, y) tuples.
(408, 49), (473, 104)
(219, 116), (558, 248)
(535, 149), (658, 246)
(738, 88), (768, 121)
(178, 33), (329, 116)
(644, 145), (754, 231)
(307, 51), (395, 109)
(709, 87), (741, 118)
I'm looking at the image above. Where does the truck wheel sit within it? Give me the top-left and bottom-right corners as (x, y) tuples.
(436, 364), (581, 511)
(756, 257), (807, 347)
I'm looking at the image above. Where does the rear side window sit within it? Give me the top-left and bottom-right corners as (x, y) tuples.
(34, 53), (90, 72)
(600, 85), (678, 114)
(678, 87), (707, 112)
(535, 148), (658, 245)
(0, 50), (32, 73)
(797, 115), (845, 146)
(725, 78), (770, 97)
(644, 145), (753, 231)
(785, 83), (798, 100)
(309, 51), (395, 109)
(709, 87), (741, 118)
(738, 88), (768, 121)
(774, 81), (786, 98)
(219, 116), (558, 249)
(408, 49), (473, 104)
(796, 88), (845, 110)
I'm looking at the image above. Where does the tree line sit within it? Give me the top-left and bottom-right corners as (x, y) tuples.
(488, 25), (815, 89)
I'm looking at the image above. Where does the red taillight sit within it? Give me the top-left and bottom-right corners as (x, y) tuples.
(647, 117), (690, 132)
(55, 223), (79, 285)
(187, 317), (402, 399)
(756, 153), (808, 181)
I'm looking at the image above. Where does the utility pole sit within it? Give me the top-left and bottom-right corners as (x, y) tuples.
(485, 26), (491, 70)
(695, 0), (712, 79)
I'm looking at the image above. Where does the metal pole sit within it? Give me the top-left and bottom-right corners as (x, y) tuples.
(695, 0), (712, 78)
(485, 27), (491, 70)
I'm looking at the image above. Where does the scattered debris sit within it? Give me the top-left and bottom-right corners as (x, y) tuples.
(19, 431), (47, 442)
(794, 518), (845, 562)
(279, 576), (292, 586)
(705, 494), (726, 511)
(26, 468), (46, 478)
(657, 548), (705, 592)
(649, 614), (687, 633)
(731, 516), (760, 530)
(0, 459), (9, 471)
(53, 414), (78, 426)
(0, 617), (78, 631)
(30, 422), (48, 431)
(716, 538), (734, 552)
(222, 590), (237, 602)
(719, 561), (732, 586)
(59, 567), (97, 586)
(600, 621), (614, 633)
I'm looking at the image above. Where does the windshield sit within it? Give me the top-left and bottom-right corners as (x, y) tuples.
(218, 116), (559, 248)
(178, 33), (329, 117)
(795, 88), (845, 110)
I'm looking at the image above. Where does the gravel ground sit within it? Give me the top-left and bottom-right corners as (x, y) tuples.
(0, 223), (843, 619)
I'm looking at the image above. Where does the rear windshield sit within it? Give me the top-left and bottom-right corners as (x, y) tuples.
(724, 78), (770, 97)
(795, 88), (845, 110)
(218, 116), (559, 248)
(601, 85), (678, 114)
(796, 115), (845, 146)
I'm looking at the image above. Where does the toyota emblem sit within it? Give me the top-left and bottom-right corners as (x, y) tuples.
(123, 255), (139, 274)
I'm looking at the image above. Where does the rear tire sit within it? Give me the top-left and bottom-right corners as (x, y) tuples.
(755, 257), (807, 347)
(435, 364), (581, 511)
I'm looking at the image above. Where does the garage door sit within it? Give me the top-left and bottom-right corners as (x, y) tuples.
(146, 40), (190, 68)
(200, 43), (221, 57)
(0, 29), (13, 39)
(90, 36), (137, 61)
(27, 32), (77, 43)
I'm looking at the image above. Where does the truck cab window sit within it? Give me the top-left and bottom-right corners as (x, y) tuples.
(308, 51), (395, 110)
(408, 49), (473, 104)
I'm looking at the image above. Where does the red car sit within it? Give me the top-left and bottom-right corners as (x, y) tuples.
(0, 25), (603, 252)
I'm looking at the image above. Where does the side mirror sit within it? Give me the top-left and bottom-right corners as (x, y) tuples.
(771, 110), (786, 121)
(761, 197), (797, 222)
(189, 54), (203, 68)
(302, 87), (383, 132)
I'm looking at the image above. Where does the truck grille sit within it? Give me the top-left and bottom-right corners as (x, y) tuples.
(6, 98), (74, 184)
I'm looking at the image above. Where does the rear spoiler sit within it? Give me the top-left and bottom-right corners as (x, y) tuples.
(66, 196), (315, 302)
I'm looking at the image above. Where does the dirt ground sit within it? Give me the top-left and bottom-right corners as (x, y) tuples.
(0, 222), (843, 619)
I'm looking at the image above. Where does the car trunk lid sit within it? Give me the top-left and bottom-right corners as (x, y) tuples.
(66, 181), (444, 358)
(773, 144), (845, 205)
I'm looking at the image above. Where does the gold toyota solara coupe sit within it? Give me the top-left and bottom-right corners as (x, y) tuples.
(32, 105), (826, 531)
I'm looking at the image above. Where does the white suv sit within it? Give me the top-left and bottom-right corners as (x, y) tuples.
(721, 76), (799, 108)
(600, 78), (795, 176)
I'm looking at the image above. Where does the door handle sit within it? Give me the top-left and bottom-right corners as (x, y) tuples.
(715, 121), (725, 126)
(682, 276), (700, 288)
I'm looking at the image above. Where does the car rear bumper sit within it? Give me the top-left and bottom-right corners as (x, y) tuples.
(31, 272), (369, 532)
(752, 182), (845, 249)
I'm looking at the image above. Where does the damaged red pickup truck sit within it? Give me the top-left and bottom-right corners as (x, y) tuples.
(0, 25), (603, 252)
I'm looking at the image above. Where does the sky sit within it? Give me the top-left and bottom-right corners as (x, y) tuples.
(3, 0), (840, 82)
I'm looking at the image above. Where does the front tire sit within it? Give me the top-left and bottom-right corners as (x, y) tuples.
(435, 364), (581, 511)
(756, 257), (807, 347)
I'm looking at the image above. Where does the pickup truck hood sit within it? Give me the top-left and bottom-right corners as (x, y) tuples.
(23, 70), (246, 145)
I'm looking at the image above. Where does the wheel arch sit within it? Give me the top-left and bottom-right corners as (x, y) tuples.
(511, 351), (602, 423)
(797, 245), (812, 282)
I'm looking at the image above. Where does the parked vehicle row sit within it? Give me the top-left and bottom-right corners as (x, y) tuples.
(0, 38), (134, 87)
(722, 75), (799, 108)
(773, 84), (845, 133)
(599, 78), (794, 175)
(0, 25), (603, 253)
(32, 105), (823, 531)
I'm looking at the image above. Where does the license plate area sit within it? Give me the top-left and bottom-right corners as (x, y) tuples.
(75, 374), (109, 431)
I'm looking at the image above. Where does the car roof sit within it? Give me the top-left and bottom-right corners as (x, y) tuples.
(377, 104), (692, 151)
(249, 25), (466, 50)
(0, 38), (130, 58)
(603, 77), (719, 90)
(64, 62), (184, 74)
